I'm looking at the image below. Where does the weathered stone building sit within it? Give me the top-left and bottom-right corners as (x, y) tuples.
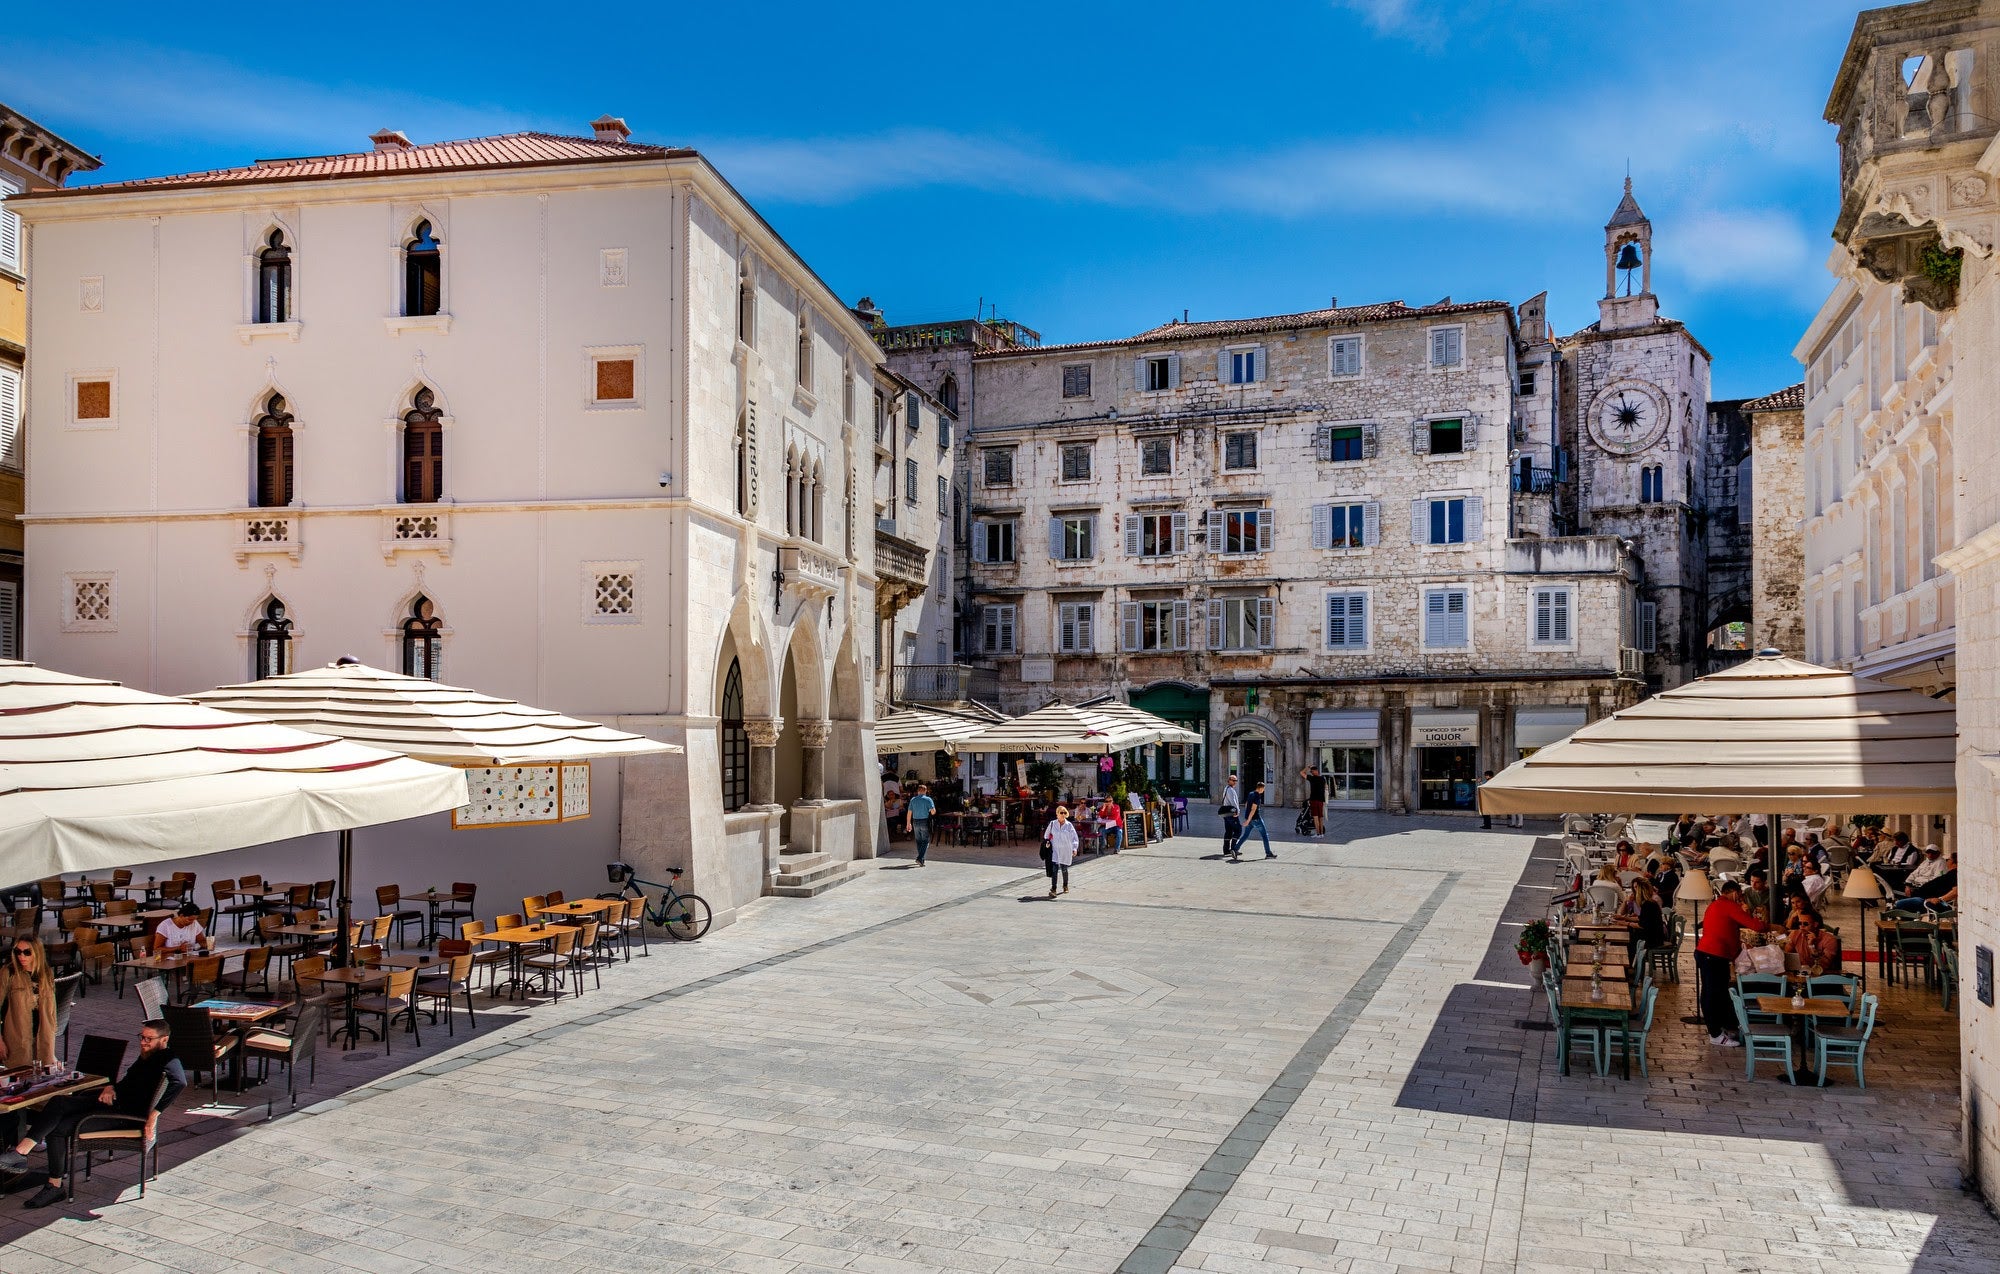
(1745, 384), (1807, 657)
(1700, 396), (1755, 665)
(888, 298), (1642, 813)
(1810, 0), (1996, 1214)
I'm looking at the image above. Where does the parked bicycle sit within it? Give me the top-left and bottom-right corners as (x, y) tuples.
(605, 862), (713, 941)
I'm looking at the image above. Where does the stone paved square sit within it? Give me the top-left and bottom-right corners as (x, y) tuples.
(2, 811), (1991, 1273)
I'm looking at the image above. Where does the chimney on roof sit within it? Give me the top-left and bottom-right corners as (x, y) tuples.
(370, 129), (413, 153)
(592, 115), (632, 143)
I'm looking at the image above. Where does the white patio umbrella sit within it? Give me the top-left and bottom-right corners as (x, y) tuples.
(1074, 700), (1203, 748)
(190, 659), (679, 960)
(1480, 650), (1955, 919)
(0, 659), (467, 880)
(963, 700), (1196, 754)
(876, 706), (1001, 756)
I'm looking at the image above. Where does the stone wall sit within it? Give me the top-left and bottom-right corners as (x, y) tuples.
(1749, 396), (1806, 655)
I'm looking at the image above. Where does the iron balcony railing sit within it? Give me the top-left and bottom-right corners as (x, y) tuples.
(894, 663), (1000, 708)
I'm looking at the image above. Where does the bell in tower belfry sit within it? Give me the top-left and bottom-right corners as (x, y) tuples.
(1600, 177), (1658, 330)
(1615, 242), (1643, 295)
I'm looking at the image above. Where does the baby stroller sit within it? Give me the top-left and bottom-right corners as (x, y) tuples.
(1295, 805), (1314, 836)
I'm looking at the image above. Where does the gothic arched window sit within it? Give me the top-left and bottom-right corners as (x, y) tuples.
(404, 220), (441, 317)
(719, 658), (748, 811)
(253, 597), (292, 680)
(402, 388), (444, 504)
(258, 230), (292, 324)
(939, 374), (959, 415)
(255, 392), (295, 508)
(401, 594), (444, 680)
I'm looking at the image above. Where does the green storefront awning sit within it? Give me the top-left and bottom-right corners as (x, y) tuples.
(1129, 684), (1209, 724)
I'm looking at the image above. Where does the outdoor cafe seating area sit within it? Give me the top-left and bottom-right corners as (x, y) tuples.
(1538, 813), (1953, 1086)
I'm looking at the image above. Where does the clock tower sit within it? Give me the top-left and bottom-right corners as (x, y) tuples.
(1559, 180), (1714, 691)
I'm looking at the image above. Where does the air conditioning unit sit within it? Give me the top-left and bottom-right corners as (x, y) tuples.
(1511, 416), (1528, 444)
(1619, 647), (1645, 676)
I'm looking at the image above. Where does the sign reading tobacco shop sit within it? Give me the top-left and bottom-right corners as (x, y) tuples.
(1412, 722), (1478, 747)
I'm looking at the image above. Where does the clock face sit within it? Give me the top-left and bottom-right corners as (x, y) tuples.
(1589, 383), (1667, 454)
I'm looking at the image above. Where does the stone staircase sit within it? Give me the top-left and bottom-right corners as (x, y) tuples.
(771, 848), (861, 898)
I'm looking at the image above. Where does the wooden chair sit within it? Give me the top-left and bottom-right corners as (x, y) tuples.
(436, 882), (477, 932)
(111, 868), (134, 894)
(283, 884), (312, 921)
(522, 894), (547, 919)
(37, 878), (67, 927)
(312, 879), (335, 909)
(374, 886), (423, 948)
(213, 879), (257, 938)
(161, 1003), (239, 1098)
(185, 954), (224, 1002)
(461, 920), (508, 997)
(493, 913), (524, 931)
(221, 946), (274, 997)
(288, 955), (341, 1042)
(352, 968), (419, 1054)
(415, 945), (477, 1036)
(353, 943), (385, 967)
(523, 930), (578, 1001)
(89, 881), (115, 915)
(568, 921), (602, 996)
(156, 879), (190, 906)
(595, 900), (629, 963)
(545, 890), (566, 907)
(245, 1002), (325, 1115)
(368, 914), (394, 947)
(259, 914), (312, 977)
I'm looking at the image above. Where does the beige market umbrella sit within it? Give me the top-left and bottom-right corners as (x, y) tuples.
(876, 706), (1001, 756)
(963, 700), (1195, 755)
(1075, 700), (1203, 748)
(1479, 651), (1955, 918)
(190, 659), (679, 960)
(0, 659), (467, 880)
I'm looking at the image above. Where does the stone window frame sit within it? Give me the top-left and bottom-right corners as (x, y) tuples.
(1222, 430), (1259, 472)
(68, 369), (118, 430)
(981, 445), (1017, 488)
(1323, 587), (1371, 652)
(1050, 510), (1098, 564)
(1420, 583), (1474, 652)
(1061, 363), (1093, 399)
(1328, 335), (1363, 379)
(62, 572), (117, 633)
(1222, 343), (1265, 386)
(1528, 584), (1576, 651)
(1138, 434), (1174, 476)
(585, 344), (645, 411)
(1426, 323), (1466, 371)
(981, 602), (1018, 656)
(1120, 594), (1190, 653)
(1059, 441), (1094, 483)
(1054, 596), (1097, 655)
(971, 517), (1018, 566)
(583, 560), (642, 626)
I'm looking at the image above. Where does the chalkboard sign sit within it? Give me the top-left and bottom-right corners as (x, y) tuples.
(1977, 945), (1993, 1008)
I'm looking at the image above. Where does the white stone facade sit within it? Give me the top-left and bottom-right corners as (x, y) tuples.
(12, 126), (884, 925)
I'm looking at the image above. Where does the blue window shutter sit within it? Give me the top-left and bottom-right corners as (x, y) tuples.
(1206, 599), (1223, 649)
(1252, 348), (1265, 382)
(1363, 501), (1381, 546)
(1312, 504), (1333, 549)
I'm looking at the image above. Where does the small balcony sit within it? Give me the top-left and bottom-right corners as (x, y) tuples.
(1511, 466), (1555, 494)
(874, 528), (930, 615)
(778, 540), (843, 598)
(235, 512), (302, 565)
(895, 663), (1000, 709)
(379, 508), (452, 561)
(1503, 535), (1632, 576)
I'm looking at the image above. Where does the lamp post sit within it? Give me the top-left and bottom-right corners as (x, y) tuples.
(1842, 863), (1885, 994)
(1677, 868), (1715, 1028)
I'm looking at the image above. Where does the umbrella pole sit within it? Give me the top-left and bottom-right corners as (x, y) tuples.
(1769, 811), (1782, 927)
(335, 827), (353, 968)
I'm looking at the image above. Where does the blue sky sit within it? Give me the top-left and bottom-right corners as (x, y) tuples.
(8, 0), (1858, 398)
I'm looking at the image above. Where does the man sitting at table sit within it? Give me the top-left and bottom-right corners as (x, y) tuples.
(154, 902), (212, 955)
(0, 1019), (185, 1208)
(1870, 832), (1923, 887)
(1784, 905), (1842, 974)
(1095, 795), (1124, 853)
(1894, 850), (1957, 910)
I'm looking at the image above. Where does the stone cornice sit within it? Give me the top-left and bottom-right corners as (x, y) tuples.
(1934, 520), (2000, 576)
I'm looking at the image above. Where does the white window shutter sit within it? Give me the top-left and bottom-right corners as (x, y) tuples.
(1462, 417), (1478, 451)
(1124, 515), (1141, 556)
(1172, 599), (1190, 650)
(0, 181), (19, 274)
(1314, 426), (1333, 462)
(1255, 597), (1275, 649)
(1312, 504), (1333, 549)
(1120, 602), (1140, 652)
(1363, 501), (1381, 546)
(1325, 593), (1345, 647)
(1135, 357), (1149, 391)
(1252, 348), (1265, 382)
(1553, 590), (1570, 642)
(1058, 603), (1075, 653)
(1448, 592), (1468, 647)
(1171, 511), (1187, 554)
(1256, 510), (1273, 552)
(1206, 599), (1223, 650)
(1085, 514), (1098, 559)
(1465, 495), (1484, 542)
(1412, 421), (1430, 454)
(0, 367), (18, 469)
(1534, 591), (1552, 643)
(1411, 499), (1426, 544)
(1077, 603), (1094, 652)
(1000, 606), (1017, 654)
(1048, 516), (1063, 558)
(1432, 330), (1448, 364)
(971, 526), (988, 564)
(1168, 353), (1181, 389)
(1362, 423), (1378, 459)
(1218, 349), (1233, 383)
(1350, 592), (1366, 647)
(1424, 591), (1445, 646)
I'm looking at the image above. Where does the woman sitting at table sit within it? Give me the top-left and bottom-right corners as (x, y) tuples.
(1614, 878), (1667, 955)
(1784, 905), (1841, 974)
(1614, 840), (1637, 873)
(154, 902), (213, 955)
(0, 936), (56, 1069)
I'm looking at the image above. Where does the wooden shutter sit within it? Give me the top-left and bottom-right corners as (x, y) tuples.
(404, 421), (442, 503)
(1447, 591), (1468, 647)
(1361, 423), (1378, 459)
(1076, 603), (1093, 652)
(1206, 599), (1223, 650)
(1362, 502), (1381, 546)
(1251, 348), (1265, 382)
(1462, 416), (1479, 451)
(1217, 349), (1233, 383)
(0, 367), (19, 469)
(0, 580), (16, 660)
(1411, 499), (1427, 544)
(1314, 426), (1334, 462)
(1048, 516), (1064, 559)
(257, 426), (294, 507)
(971, 523), (988, 564)
(1639, 601), (1657, 653)
(1121, 602), (1141, 652)
(1552, 589), (1570, 642)
(1312, 504), (1333, 549)
(1172, 599), (1190, 650)
(1170, 512), (1188, 554)
(1255, 597), (1275, 648)
(1084, 514), (1098, 560)
(1124, 514), (1142, 556)
(1465, 495), (1484, 542)
(1135, 357), (1150, 391)
(1412, 421), (1430, 454)
(1326, 592), (1347, 648)
(1534, 590), (1553, 643)
(1349, 592), (1366, 647)
(1167, 353), (1181, 389)
(0, 180), (18, 273)
(1256, 510), (1273, 552)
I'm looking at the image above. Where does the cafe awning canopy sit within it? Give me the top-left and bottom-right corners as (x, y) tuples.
(876, 706), (1002, 756)
(0, 659), (469, 878)
(1479, 652), (1956, 816)
(188, 660), (680, 765)
(1074, 700), (1203, 747)
(963, 700), (1199, 755)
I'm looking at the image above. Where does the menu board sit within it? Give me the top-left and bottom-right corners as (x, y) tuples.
(560, 761), (591, 820)
(453, 761), (593, 828)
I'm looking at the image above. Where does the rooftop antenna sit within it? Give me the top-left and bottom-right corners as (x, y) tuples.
(1183, 308), (1189, 323)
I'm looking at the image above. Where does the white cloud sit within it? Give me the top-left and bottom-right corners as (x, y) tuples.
(1658, 209), (1824, 302)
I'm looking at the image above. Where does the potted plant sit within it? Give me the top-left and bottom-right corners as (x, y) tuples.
(1515, 919), (1553, 981)
(1027, 760), (1065, 803)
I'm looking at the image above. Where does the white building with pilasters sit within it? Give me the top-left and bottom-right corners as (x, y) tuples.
(12, 119), (882, 924)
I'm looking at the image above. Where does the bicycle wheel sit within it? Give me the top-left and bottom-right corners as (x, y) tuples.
(662, 893), (713, 941)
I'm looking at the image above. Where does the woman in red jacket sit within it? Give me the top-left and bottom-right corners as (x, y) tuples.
(1694, 880), (1769, 1047)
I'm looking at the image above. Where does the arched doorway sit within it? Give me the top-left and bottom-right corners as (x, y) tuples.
(776, 643), (804, 827)
(1218, 715), (1282, 799)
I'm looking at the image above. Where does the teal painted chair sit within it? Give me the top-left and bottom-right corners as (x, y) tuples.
(1937, 940), (1958, 1012)
(1735, 973), (1786, 1026)
(1543, 969), (1607, 1076)
(1804, 973), (1858, 1031)
(1813, 993), (1879, 1087)
(1646, 914), (1684, 985)
(1608, 983), (1659, 1077)
(1729, 988), (1796, 1082)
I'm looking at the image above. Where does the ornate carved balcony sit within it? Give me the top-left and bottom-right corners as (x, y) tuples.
(380, 508), (452, 561)
(235, 512), (301, 565)
(874, 528), (930, 615)
(779, 540), (843, 598)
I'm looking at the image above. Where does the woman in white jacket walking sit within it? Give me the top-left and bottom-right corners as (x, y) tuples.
(1044, 806), (1079, 898)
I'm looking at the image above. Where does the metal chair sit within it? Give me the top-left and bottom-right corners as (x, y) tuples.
(66, 1075), (169, 1200)
(244, 1002), (325, 1115)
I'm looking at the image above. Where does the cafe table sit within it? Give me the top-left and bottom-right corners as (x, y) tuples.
(1557, 978), (1634, 1077)
(116, 947), (238, 1001)
(375, 951), (449, 971)
(400, 888), (473, 946)
(316, 966), (388, 1049)
(187, 998), (289, 1088)
(1754, 995), (1852, 1084)
(477, 923), (579, 999)
(0, 1069), (108, 1124)
(533, 899), (615, 922)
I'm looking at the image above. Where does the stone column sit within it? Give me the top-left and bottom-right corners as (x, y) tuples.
(1587, 685), (1605, 723)
(745, 717), (784, 807)
(798, 718), (831, 802)
(1383, 691), (1409, 816)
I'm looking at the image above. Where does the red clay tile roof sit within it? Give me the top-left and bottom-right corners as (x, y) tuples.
(975, 299), (1512, 358)
(1743, 383), (1805, 411)
(17, 132), (684, 199)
